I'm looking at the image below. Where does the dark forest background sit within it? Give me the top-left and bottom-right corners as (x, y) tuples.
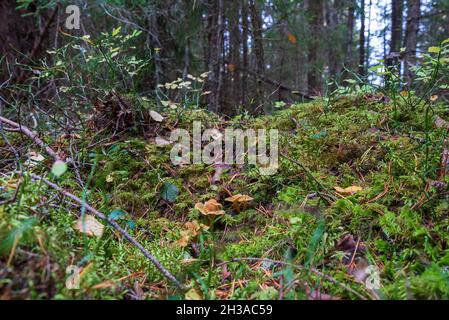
(1, 0), (448, 114)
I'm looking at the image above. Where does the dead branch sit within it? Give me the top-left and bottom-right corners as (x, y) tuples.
(0, 115), (61, 161)
(0, 114), (185, 289)
(220, 257), (368, 300)
(0, 178), (22, 205)
(29, 173), (185, 290)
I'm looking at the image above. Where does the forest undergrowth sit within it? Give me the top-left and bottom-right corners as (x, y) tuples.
(1, 31), (449, 300)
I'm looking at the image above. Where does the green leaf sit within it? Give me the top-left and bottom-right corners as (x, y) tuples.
(51, 160), (67, 177)
(125, 220), (136, 230)
(0, 217), (37, 255)
(160, 182), (179, 202)
(305, 219), (326, 268)
(112, 26), (122, 37)
(428, 46), (441, 54)
(369, 65), (383, 71)
(108, 209), (127, 221)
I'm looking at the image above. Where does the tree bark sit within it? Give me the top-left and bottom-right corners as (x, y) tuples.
(343, 0), (356, 79)
(241, 0), (249, 106)
(308, 0), (324, 95)
(229, 0), (242, 108)
(403, 0), (421, 85)
(359, 0), (366, 76)
(390, 0), (404, 53)
(249, 0), (265, 109)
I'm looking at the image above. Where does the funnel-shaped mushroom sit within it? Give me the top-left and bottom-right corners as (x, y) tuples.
(225, 194), (253, 212)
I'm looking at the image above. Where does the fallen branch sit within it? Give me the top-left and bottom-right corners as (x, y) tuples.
(0, 178), (22, 206)
(220, 257), (368, 300)
(0, 115), (61, 161)
(0, 115), (185, 289)
(280, 153), (337, 203)
(29, 173), (185, 290)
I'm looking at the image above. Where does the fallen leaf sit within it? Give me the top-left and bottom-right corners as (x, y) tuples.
(333, 185), (363, 195)
(185, 288), (202, 300)
(287, 32), (297, 44)
(149, 110), (164, 122)
(51, 160), (68, 177)
(308, 289), (340, 300)
(430, 95), (439, 102)
(160, 182), (179, 202)
(435, 115), (449, 129)
(155, 136), (172, 146)
(105, 174), (114, 183)
(29, 152), (45, 162)
(75, 215), (104, 237)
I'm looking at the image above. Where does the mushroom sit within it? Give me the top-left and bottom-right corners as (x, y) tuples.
(194, 199), (225, 226)
(225, 194), (253, 212)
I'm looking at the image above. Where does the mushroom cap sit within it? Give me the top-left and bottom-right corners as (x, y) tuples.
(225, 194), (253, 203)
(195, 199), (225, 216)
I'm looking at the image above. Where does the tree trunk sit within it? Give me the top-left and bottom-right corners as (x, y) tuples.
(344, 0), (356, 79)
(249, 0), (265, 110)
(308, 0), (324, 95)
(403, 0), (421, 85)
(241, 0), (249, 107)
(390, 0), (404, 53)
(329, 0), (343, 78)
(229, 0), (241, 108)
(359, 0), (366, 76)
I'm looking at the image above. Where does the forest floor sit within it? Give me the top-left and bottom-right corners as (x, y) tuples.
(1, 93), (449, 299)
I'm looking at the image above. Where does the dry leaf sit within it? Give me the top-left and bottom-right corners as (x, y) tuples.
(149, 110), (164, 122)
(29, 152), (45, 162)
(155, 136), (172, 146)
(74, 215), (104, 237)
(333, 185), (363, 195)
(435, 116), (449, 129)
(287, 32), (297, 44)
(185, 288), (202, 300)
(430, 95), (439, 102)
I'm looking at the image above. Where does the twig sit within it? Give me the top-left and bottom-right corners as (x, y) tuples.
(28, 173), (185, 290)
(221, 257), (367, 300)
(280, 153), (337, 203)
(0, 178), (22, 205)
(0, 115), (61, 161)
(0, 115), (185, 289)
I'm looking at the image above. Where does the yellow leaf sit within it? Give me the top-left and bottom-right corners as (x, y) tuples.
(287, 33), (297, 44)
(112, 26), (122, 36)
(399, 91), (409, 97)
(333, 185), (363, 195)
(428, 46), (441, 54)
(74, 215), (104, 237)
(185, 288), (203, 300)
(430, 95), (439, 102)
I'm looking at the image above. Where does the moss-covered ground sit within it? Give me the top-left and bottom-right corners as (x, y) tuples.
(2, 93), (449, 299)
